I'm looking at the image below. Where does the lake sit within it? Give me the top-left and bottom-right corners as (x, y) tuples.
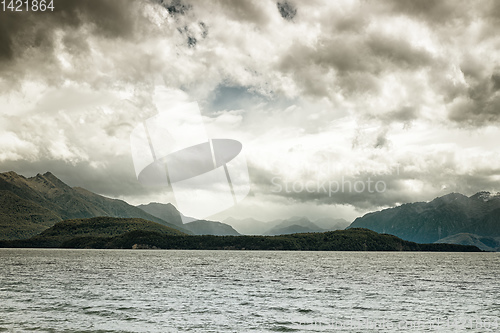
(0, 249), (499, 332)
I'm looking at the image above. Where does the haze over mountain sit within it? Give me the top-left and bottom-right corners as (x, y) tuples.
(137, 202), (240, 236)
(348, 191), (500, 245)
(313, 217), (352, 231)
(0, 171), (190, 239)
(222, 217), (271, 235)
(0, 171), (240, 239)
(224, 216), (350, 235)
(264, 217), (326, 236)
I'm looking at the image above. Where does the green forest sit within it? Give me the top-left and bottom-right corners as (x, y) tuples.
(0, 217), (482, 252)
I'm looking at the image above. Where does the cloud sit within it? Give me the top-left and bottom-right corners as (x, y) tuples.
(0, 0), (139, 60)
(385, 0), (469, 24)
(1, 0), (500, 221)
(277, 1), (297, 21)
(0, 0), (151, 94)
(213, 0), (272, 25)
(154, 0), (192, 16)
(248, 137), (500, 212)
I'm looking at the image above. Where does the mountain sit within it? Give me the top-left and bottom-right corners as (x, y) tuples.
(0, 190), (61, 240)
(0, 171), (190, 240)
(136, 202), (184, 225)
(313, 217), (350, 230)
(224, 216), (349, 235)
(435, 233), (500, 252)
(264, 217), (325, 235)
(0, 217), (186, 248)
(182, 220), (240, 236)
(223, 217), (271, 235)
(265, 224), (319, 235)
(348, 191), (500, 244)
(7, 228), (481, 252)
(137, 202), (240, 236)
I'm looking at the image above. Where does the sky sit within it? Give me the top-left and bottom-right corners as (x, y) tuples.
(1, 0), (500, 222)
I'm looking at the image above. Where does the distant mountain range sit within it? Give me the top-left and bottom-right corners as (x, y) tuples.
(348, 192), (500, 250)
(0, 171), (190, 239)
(224, 216), (350, 235)
(137, 202), (240, 236)
(2, 171), (498, 251)
(0, 171), (238, 240)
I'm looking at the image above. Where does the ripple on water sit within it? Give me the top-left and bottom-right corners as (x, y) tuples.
(0, 250), (498, 333)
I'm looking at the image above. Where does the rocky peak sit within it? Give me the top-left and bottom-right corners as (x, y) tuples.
(0, 171), (24, 179)
(430, 192), (468, 205)
(29, 172), (72, 192)
(470, 191), (500, 202)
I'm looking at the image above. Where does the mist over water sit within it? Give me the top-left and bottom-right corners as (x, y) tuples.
(0, 249), (499, 332)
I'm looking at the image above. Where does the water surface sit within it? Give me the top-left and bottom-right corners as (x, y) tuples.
(0, 249), (498, 332)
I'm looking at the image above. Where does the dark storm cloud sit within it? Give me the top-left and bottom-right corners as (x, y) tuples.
(278, 4), (434, 75)
(153, 0), (192, 16)
(374, 129), (389, 149)
(0, 18), (13, 60)
(492, 72), (500, 91)
(385, 0), (468, 24)
(269, 0), (500, 129)
(459, 54), (486, 80)
(0, 0), (139, 62)
(1, 0), (500, 216)
(0, 0), (157, 94)
(448, 71), (500, 126)
(366, 34), (433, 69)
(333, 14), (368, 33)
(368, 106), (419, 127)
(203, 0), (270, 26)
(387, 106), (418, 123)
(378, 0), (500, 127)
(250, 156), (500, 211)
(62, 31), (91, 55)
(277, 1), (296, 21)
(279, 31), (433, 98)
(484, 0), (500, 22)
(177, 26), (198, 48)
(249, 163), (408, 210)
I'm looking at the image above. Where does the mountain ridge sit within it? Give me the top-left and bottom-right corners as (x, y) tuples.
(225, 216), (350, 235)
(348, 191), (500, 244)
(1, 217), (186, 248)
(0, 171), (191, 239)
(136, 202), (240, 236)
(2, 171), (498, 250)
